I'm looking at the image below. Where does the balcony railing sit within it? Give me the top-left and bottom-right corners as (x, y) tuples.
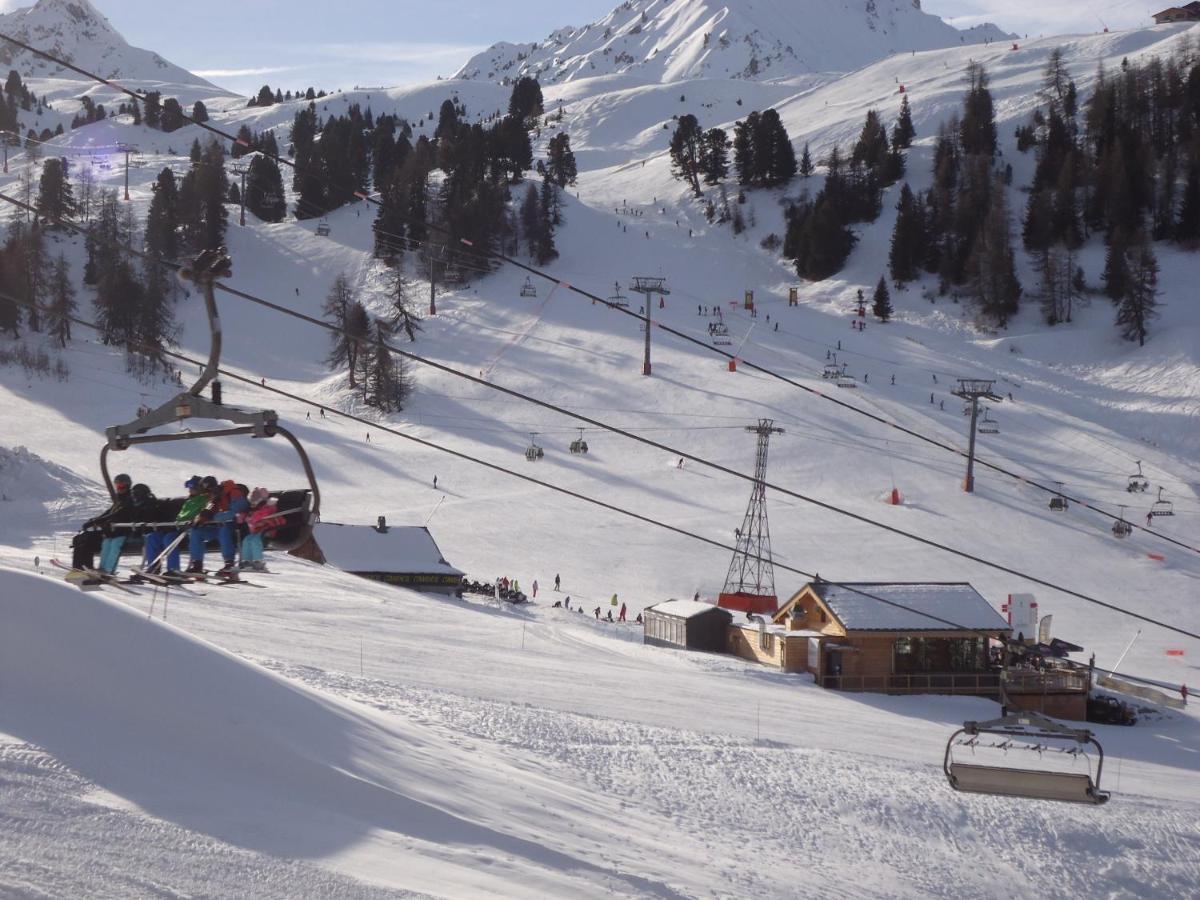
(821, 672), (1001, 694)
(1003, 669), (1089, 694)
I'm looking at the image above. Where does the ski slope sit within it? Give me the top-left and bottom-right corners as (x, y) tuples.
(1, 16), (1199, 899)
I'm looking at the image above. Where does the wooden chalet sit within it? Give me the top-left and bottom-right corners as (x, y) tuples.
(1153, 3), (1200, 23)
(728, 581), (1011, 696)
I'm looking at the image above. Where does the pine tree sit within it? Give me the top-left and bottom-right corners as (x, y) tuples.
(35, 157), (75, 223)
(872, 275), (893, 321)
(137, 259), (175, 368)
(700, 128), (728, 184)
(255, 85), (276, 107)
(892, 95), (915, 149)
(322, 274), (369, 388)
(191, 100), (208, 123)
(966, 175), (1021, 326)
(364, 319), (413, 413)
(889, 183), (924, 285)
(799, 142), (813, 178)
(1115, 234), (1158, 346)
(669, 114), (704, 195)
(959, 62), (997, 157)
(545, 132), (577, 187)
(1177, 160), (1200, 243)
(44, 252), (75, 347)
(537, 178), (560, 263)
(385, 262), (421, 341)
(507, 76), (544, 125)
(160, 98), (184, 132)
(1102, 229), (1130, 303)
(520, 182), (542, 258)
(245, 154), (286, 222)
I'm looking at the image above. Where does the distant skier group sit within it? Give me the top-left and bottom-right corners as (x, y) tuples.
(70, 473), (287, 583)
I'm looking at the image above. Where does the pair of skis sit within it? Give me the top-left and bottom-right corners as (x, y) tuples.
(52, 559), (208, 596)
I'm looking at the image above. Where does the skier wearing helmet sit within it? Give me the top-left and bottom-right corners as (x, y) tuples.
(70, 473), (135, 570)
(239, 487), (285, 571)
(97, 480), (151, 574)
(184, 477), (247, 578)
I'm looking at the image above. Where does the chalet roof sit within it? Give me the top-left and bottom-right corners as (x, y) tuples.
(802, 582), (1010, 632)
(312, 522), (463, 576)
(645, 599), (732, 620)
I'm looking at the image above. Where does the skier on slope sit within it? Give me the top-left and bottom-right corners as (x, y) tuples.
(618, 602), (627, 622)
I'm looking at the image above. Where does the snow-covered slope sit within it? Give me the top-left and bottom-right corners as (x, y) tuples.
(0, 0), (216, 89)
(454, 0), (1014, 85)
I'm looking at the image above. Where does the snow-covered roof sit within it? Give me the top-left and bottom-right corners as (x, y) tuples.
(312, 523), (463, 576)
(809, 583), (1010, 632)
(645, 599), (731, 620)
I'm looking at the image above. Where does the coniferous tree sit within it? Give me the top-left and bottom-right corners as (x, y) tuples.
(700, 127), (728, 184)
(892, 95), (915, 149)
(669, 114), (704, 195)
(1102, 228), (1130, 303)
(191, 100), (208, 123)
(872, 276), (893, 321)
(137, 258), (175, 368)
(537, 178), (560, 263)
(959, 62), (997, 157)
(363, 319), (413, 412)
(385, 262), (421, 341)
(966, 174), (1021, 326)
(798, 142), (813, 178)
(545, 131), (577, 187)
(35, 157), (75, 224)
(1115, 236), (1158, 346)
(144, 168), (180, 264)
(1177, 160), (1200, 243)
(507, 76), (544, 125)
(889, 183), (925, 286)
(160, 98), (184, 132)
(142, 91), (161, 129)
(255, 85), (276, 107)
(245, 154), (286, 222)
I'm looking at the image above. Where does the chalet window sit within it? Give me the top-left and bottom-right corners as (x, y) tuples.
(948, 637), (984, 671)
(894, 636), (927, 673)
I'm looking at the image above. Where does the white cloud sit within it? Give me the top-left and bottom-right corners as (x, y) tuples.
(313, 41), (485, 66)
(191, 65), (300, 79)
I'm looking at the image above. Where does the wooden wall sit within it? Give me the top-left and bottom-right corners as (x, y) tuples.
(727, 626), (808, 673)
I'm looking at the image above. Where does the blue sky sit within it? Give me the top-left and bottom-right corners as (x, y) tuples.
(30, 0), (1172, 95)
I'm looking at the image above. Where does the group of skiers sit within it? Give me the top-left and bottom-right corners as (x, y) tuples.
(70, 473), (286, 582)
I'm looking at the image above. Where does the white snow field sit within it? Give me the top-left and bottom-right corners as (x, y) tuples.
(1, 6), (1199, 897)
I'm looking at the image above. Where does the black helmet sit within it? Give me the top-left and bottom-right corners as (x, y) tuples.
(184, 475), (203, 490)
(114, 473), (132, 491)
(200, 475), (219, 492)
(131, 483), (152, 504)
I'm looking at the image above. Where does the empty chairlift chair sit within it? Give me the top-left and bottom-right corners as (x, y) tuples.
(520, 276), (537, 298)
(944, 712), (1110, 805)
(607, 282), (629, 308)
(977, 408), (999, 434)
(1150, 486), (1174, 517)
(316, 219), (331, 237)
(836, 365), (858, 389)
(1049, 483), (1069, 512)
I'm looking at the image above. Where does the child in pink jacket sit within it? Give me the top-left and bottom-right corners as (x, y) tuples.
(239, 488), (285, 570)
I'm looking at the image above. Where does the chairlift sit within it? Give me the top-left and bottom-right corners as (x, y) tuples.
(1049, 482), (1068, 512)
(315, 218), (331, 237)
(100, 249), (319, 555)
(710, 321), (732, 346)
(524, 432), (545, 462)
(822, 362), (842, 379)
(1112, 506), (1132, 539)
(944, 711), (1109, 805)
(977, 407), (1000, 435)
(836, 372), (858, 389)
(1149, 486), (1174, 518)
(569, 428), (589, 455)
(607, 281), (629, 307)
(520, 276), (537, 298)
(1126, 460), (1149, 493)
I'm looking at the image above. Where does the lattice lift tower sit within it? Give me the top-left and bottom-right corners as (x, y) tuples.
(718, 419), (784, 615)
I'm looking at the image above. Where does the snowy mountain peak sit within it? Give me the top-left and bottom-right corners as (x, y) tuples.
(453, 0), (1014, 85)
(0, 0), (216, 88)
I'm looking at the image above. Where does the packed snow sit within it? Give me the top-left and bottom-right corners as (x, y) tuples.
(0, 4), (1198, 897)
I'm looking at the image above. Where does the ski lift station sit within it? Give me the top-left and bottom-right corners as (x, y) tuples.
(295, 518), (465, 597)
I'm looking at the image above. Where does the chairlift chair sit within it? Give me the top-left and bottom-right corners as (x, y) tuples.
(1126, 460), (1149, 493)
(607, 281), (629, 307)
(520, 276), (537, 298)
(944, 711), (1109, 805)
(315, 219), (331, 236)
(822, 363), (841, 379)
(569, 428), (589, 455)
(1150, 486), (1174, 517)
(977, 408), (1000, 435)
(836, 372), (858, 389)
(1048, 483), (1068, 512)
(711, 321), (732, 346)
(100, 249), (320, 555)
(1112, 517), (1132, 539)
